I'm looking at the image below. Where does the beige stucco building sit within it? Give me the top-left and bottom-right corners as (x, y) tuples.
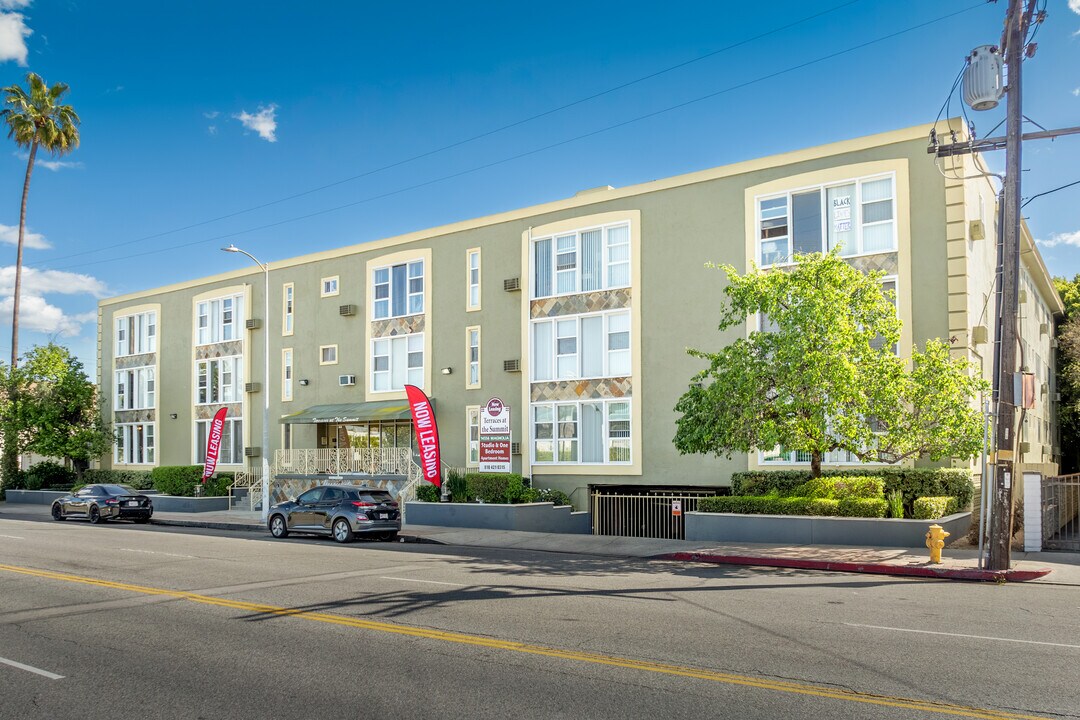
(97, 120), (1063, 508)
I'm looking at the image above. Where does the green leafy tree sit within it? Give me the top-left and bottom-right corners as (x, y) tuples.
(674, 251), (988, 477)
(10, 344), (111, 480)
(1053, 274), (1080, 472)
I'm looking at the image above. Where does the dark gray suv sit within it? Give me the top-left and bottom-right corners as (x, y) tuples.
(267, 485), (400, 543)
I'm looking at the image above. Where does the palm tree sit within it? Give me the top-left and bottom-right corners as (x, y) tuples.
(1, 72), (80, 368)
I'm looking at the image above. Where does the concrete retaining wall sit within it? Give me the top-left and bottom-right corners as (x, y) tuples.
(4, 489), (68, 505)
(405, 501), (591, 534)
(5, 489), (230, 513)
(685, 511), (972, 548)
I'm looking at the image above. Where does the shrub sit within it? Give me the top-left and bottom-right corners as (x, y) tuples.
(447, 468), (468, 503)
(465, 473), (526, 504)
(82, 469), (153, 490)
(697, 495), (885, 518)
(25, 461), (77, 490)
(151, 466), (233, 497)
(521, 487), (572, 506)
(838, 498), (888, 518)
(887, 490), (904, 519)
(788, 476), (884, 500)
(416, 483), (440, 502)
(912, 496), (959, 520)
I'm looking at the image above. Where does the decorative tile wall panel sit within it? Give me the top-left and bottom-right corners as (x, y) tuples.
(195, 341), (243, 361)
(371, 315), (425, 338)
(531, 377), (632, 402)
(116, 353), (156, 370)
(530, 288), (632, 319)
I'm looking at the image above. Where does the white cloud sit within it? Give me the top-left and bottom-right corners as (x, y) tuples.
(1071, 0), (1080, 14)
(0, 1), (32, 10)
(0, 9), (31, 66)
(0, 264), (107, 338)
(0, 222), (49, 249)
(15, 151), (83, 171)
(1036, 230), (1080, 249)
(1074, 88), (1080, 97)
(233, 104), (278, 142)
(203, 110), (219, 119)
(207, 125), (217, 135)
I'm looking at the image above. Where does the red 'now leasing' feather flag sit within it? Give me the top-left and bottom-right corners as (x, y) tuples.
(405, 385), (441, 487)
(201, 407), (228, 483)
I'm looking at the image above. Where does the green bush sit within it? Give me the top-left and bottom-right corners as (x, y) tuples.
(887, 489), (905, 519)
(82, 469), (153, 489)
(521, 487), (572, 506)
(416, 483), (440, 502)
(698, 494), (886, 518)
(25, 461), (77, 490)
(912, 496), (960, 520)
(150, 466), (233, 497)
(731, 468), (973, 513)
(464, 473), (526, 504)
(838, 498), (889, 518)
(447, 468), (468, 503)
(788, 476), (884, 500)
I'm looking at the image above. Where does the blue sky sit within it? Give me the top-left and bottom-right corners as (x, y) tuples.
(0, 0), (1078, 374)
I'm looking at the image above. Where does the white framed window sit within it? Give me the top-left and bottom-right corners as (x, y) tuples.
(373, 259), (424, 319)
(371, 333), (424, 392)
(757, 174), (896, 267)
(531, 399), (631, 465)
(196, 294), (244, 345)
(195, 418), (243, 465)
(466, 326), (481, 389)
(195, 356), (244, 404)
(320, 345), (338, 365)
(115, 423), (155, 465)
(115, 367), (155, 410)
(532, 222), (631, 299)
(282, 348), (293, 402)
(321, 276), (339, 297)
(467, 406), (480, 467)
(115, 311), (157, 357)
(531, 310), (631, 382)
(282, 283), (294, 336)
(467, 248), (481, 310)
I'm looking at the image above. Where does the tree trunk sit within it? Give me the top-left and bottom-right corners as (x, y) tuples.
(10, 141), (36, 369)
(810, 450), (822, 479)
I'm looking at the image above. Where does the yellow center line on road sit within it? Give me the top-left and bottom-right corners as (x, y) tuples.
(0, 563), (1049, 720)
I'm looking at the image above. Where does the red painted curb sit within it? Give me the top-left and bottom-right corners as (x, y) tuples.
(658, 552), (1052, 582)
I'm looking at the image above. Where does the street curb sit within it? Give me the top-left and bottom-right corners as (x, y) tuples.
(148, 517), (438, 544)
(656, 552), (1053, 583)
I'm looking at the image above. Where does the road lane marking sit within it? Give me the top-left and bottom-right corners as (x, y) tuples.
(844, 623), (1080, 650)
(0, 655), (64, 680)
(117, 548), (196, 559)
(0, 563), (1051, 720)
(0, 535), (24, 540)
(379, 576), (467, 586)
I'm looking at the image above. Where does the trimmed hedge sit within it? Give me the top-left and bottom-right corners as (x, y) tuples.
(731, 468), (974, 512)
(82, 468), (153, 490)
(522, 487), (572, 506)
(464, 473), (526, 504)
(788, 476), (884, 500)
(24, 461), (77, 490)
(150, 465), (233, 497)
(417, 483), (440, 502)
(698, 495), (887, 518)
(912, 496), (960, 520)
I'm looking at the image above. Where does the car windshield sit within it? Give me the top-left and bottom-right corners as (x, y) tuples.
(356, 491), (394, 504)
(102, 484), (138, 495)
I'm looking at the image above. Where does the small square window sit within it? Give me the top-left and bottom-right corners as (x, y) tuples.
(321, 276), (339, 297)
(320, 345), (338, 365)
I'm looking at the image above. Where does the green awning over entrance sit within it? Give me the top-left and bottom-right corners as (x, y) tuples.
(280, 400), (431, 425)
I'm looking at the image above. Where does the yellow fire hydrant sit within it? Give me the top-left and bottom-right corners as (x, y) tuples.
(925, 524), (950, 564)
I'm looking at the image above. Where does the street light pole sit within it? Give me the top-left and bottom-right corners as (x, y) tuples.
(222, 245), (271, 523)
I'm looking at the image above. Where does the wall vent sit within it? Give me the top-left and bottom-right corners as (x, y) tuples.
(338, 374), (356, 386)
(245, 318), (261, 330)
(503, 277), (521, 292)
(511, 442), (521, 455)
(503, 359), (521, 373)
(971, 325), (989, 345)
(339, 304), (357, 316)
(244, 382), (261, 393)
(968, 219), (986, 241)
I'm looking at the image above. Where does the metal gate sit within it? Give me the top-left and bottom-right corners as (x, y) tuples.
(591, 491), (713, 540)
(1042, 473), (1080, 551)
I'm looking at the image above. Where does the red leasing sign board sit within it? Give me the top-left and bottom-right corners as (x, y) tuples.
(479, 397), (511, 473)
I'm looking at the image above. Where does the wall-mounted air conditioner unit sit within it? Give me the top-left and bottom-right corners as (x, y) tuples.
(503, 359), (521, 373)
(244, 446), (260, 458)
(339, 304), (357, 316)
(971, 325), (989, 345)
(503, 277), (521, 292)
(245, 318), (261, 330)
(339, 374), (356, 386)
(511, 442), (521, 455)
(244, 382), (260, 393)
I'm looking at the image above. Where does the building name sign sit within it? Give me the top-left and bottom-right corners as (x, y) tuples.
(479, 397), (512, 473)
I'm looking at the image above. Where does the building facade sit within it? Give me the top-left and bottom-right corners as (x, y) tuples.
(97, 121), (1063, 508)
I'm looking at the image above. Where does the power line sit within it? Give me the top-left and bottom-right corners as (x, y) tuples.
(1022, 178), (1080, 208)
(50, 1), (987, 273)
(41, 0), (864, 268)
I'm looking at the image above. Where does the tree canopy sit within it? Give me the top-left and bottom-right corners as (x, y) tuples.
(673, 251), (988, 477)
(1053, 274), (1080, 472)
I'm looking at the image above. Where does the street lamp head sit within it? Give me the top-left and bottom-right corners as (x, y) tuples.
(222, 245), (240, 253)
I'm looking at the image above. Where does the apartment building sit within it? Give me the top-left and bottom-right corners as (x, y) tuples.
(97, 120), (1063, 509)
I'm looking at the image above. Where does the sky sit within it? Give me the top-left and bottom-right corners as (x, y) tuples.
(0, 0), (1077, 376)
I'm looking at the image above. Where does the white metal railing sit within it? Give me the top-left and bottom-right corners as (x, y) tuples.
(273, 448), (415, 476)
(230, 469), (264, 512)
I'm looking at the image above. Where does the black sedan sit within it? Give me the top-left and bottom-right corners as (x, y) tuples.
(51, 484), (153, 524)
(267, 485), (400, 543)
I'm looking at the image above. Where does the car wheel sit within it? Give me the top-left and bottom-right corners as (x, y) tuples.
(377, 532), (398, 542)
(51, 503), (66, 521)
(332, 518), (353, 544)
(269, 514), (289, 538)
(88, 505), (102, 524)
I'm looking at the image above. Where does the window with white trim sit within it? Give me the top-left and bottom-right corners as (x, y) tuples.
(195, 418), (243, 465)
(282, 348), (293, 401)
(466, 327), (480, 388)
(371, 334), (423, 392)
(321, 276), (339, 297)
(282, 283), (294, 336)
(195, 356), (244, 404)
(196, 294), (244, 345)
(320, 345), (338, 365)
(115, 367), (155, 410)
(531, 310), (631, 381)
(531, 399), (631, 465)
(757, 174), (896, 267)
(467, 406), (480, 466)
(373, 259), (424, 319)
(115, 423), (155, 465)
(532, 222), (631, 299)
(467, 249), (481, 310)
(115, 311), (156, 357)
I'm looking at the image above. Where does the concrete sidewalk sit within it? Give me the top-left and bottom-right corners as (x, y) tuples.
(3, 501), (1077, 584)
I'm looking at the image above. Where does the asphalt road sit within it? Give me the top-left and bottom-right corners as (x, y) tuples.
(0, 514), (1077, 720)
